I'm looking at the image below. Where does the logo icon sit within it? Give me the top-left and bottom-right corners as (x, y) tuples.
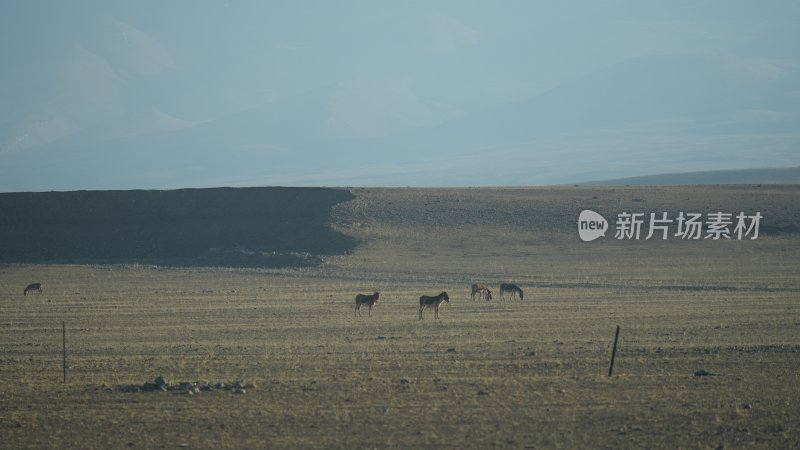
(578, 210), (608, 242)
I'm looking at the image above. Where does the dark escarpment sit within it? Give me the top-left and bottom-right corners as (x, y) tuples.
(0, 187), (356, 267)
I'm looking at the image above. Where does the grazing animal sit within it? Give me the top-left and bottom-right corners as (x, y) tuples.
(471, 284), (492, 301)
(24, 283), (42, 296)
(354, 292), (380, 317)
(499, 283), (524, 302)
(419, 292), (449, 320)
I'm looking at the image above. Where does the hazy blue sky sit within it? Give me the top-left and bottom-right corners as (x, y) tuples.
(1, 1), (798, 190)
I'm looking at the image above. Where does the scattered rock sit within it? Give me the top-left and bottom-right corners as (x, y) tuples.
(232, 380), (256, 389)
(115, 375), (256, 394)
(155, 375), (167, 387)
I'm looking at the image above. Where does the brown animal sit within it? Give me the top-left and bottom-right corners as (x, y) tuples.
(354, 292), (380, 317)
(499, 283), (523, 302)
(24, 283), (42, 296)
(419, 292), (449, 320)
(470, 284), (492, 301)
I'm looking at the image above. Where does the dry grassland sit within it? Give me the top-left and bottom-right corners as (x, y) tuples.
(1, 186), (799, 449)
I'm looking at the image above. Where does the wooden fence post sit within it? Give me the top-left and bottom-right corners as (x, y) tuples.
(608, 325), (620, 377)
(62, 321), (67, 383)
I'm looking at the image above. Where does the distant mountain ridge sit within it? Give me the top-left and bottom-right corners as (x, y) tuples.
(3, 51), (797, 190)
(1, 4), (799, 190)
(584, 166), (800, 186)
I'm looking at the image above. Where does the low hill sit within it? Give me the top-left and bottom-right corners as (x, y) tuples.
(3, 185), (799, 271)
(584, 166), (800, 186)
(0, 187), (356, 267)
(327, 185), (800, 284)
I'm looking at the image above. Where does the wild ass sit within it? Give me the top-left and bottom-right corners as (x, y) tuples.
(499, 283), (523, 302)
(470, 284), (492, 301)
(23, 283), (42, 296)
(354, 292), (380, 317)
(419, 292), (449, 320)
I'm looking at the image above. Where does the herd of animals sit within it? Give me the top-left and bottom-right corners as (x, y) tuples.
(355, 283), (525, 320)
(22, 281), (524, 321)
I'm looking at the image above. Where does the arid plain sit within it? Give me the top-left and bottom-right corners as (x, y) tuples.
(1, 186), (799, 449)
